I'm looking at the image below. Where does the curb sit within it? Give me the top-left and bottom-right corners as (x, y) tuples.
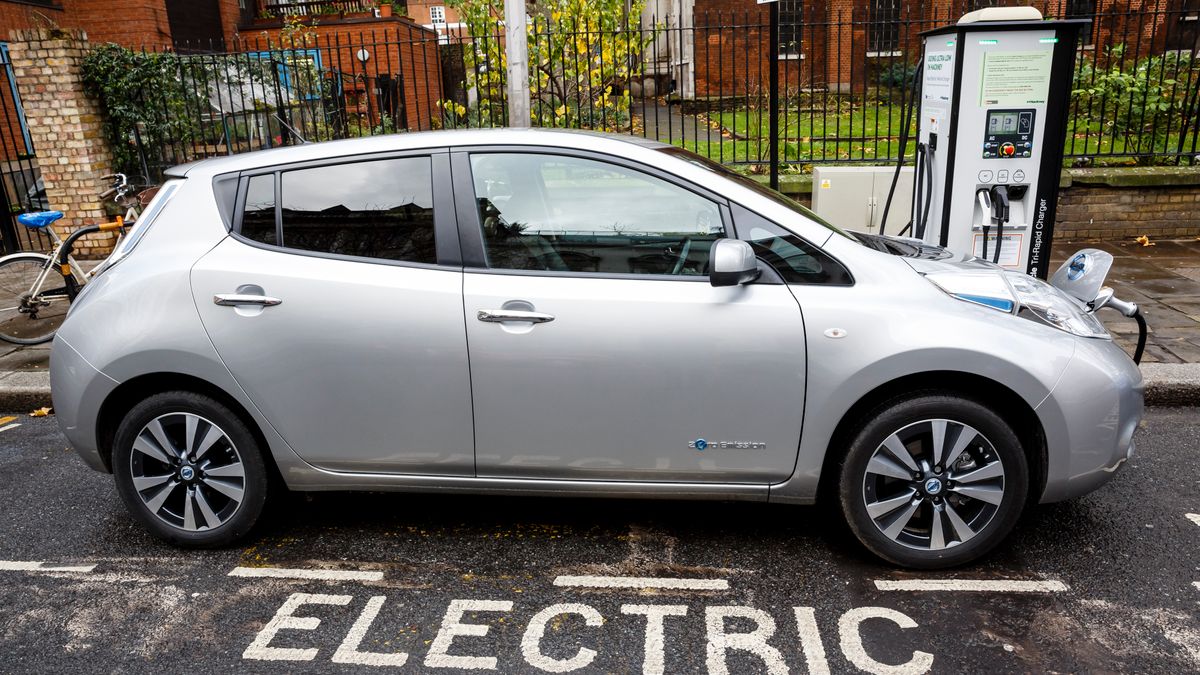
(1, 365), (1199, 412)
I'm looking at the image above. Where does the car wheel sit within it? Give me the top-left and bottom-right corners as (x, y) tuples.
(112, 391), (268, 547)
(837, 394), (1028, 569)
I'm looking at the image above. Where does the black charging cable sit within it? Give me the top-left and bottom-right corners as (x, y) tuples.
(988, 185), (1010, 264)
(883, 62), (923, 237)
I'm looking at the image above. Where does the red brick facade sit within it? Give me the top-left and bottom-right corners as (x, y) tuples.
(240, 17), (444, 131)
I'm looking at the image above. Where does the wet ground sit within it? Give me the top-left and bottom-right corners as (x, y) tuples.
(0, 409), (1197, 673)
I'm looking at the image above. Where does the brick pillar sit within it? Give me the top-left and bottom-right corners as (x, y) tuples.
(8, 29), (115, 255)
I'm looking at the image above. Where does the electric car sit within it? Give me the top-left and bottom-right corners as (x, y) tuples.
(48, 130), (1143, 568)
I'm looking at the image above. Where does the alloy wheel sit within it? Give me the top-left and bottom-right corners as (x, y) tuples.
(861, 418), (1006, 551)
(128, 412), (246, 532)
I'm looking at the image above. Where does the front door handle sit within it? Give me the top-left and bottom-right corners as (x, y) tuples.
(214, 293), (282, 307)
(477, 309), (554, 324)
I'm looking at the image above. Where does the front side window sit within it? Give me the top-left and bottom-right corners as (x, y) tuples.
(733, 204), (853, 285)
(470, 153), (724, 276)
(237, 156), (438, 264)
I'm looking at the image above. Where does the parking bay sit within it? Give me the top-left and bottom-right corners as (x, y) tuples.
(0, 410), (1197, 672)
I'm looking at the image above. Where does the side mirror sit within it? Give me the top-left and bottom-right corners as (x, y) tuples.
(710, 238), (760, 287)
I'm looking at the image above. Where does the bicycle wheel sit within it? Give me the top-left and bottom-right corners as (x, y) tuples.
(0, 253), (71, 345)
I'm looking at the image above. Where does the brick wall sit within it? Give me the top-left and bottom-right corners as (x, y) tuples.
(240, 17), (444, 131)
(59, 0), (172, 48)
(7, 29), (115, 256)
(1056, 184), (1200, 240)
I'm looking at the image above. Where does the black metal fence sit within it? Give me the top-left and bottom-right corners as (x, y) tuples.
(109, 0), (1200, 184)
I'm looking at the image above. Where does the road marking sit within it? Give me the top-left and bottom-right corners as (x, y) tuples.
(1186, 513), (1200, 527)
(0, 560), (96, 573)
(1193, 582), (1199, 592)
(229, 566), (384, 582)
(0, 423), (20, 433)
(0, 415), (17, 425)
(554, 575), (730, 591)
(874, 579), (1068, 593)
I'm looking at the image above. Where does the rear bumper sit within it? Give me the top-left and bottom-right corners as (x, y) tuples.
(50, 335), (118, 473)
(1036, 337), (1144, 503)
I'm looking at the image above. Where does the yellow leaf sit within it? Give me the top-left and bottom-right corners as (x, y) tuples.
(1135, 235), (1156, 247)
(29, 407), (52, 417)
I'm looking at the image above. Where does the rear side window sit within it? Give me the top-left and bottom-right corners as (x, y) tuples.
(237, 156), (436, 265)
(241, 174), (277, 245)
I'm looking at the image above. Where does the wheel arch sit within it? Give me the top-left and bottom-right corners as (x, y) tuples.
(95, 372), (283, 487)
(815, 370), (1048, 506)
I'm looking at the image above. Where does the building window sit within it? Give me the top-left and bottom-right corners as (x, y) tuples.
(869, 0), (902, 53)
(1063, 0), (1097, 18)
(778, 0), (803, 56)
(430, 6), (447, 24)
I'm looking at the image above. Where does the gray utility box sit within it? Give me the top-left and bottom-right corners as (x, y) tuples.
(811, 166), (913, 236)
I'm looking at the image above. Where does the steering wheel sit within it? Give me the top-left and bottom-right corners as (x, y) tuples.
(670, 236), (694, 275)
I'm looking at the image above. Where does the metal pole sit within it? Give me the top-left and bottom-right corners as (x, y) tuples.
(768, 1), (779, 190)
(505, 0), (531, 128)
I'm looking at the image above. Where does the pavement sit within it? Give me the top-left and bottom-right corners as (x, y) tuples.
(0, 408), (1197, 671)
(1, 237), (1197, 409)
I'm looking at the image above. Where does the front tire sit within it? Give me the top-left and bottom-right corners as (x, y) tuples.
(838, 394), (1029, 569)
(112, 392), (268, 547)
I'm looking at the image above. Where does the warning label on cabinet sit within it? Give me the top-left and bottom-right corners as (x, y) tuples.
(972, 232), (1024, 268)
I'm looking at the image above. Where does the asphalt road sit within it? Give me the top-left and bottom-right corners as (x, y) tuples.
(0, 409), (1197, 674)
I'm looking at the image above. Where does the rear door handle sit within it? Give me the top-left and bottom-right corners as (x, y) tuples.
(477, 309), (554, 324)
(214, 293), (282, 307)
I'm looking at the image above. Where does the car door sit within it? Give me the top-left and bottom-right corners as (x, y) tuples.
(457, 150), (807, 484)
(191, 152), (475, 475)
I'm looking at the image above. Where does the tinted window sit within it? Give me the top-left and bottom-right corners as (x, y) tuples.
(733, 204), (853, 285)
(470, 153), (724, 276)
(275, 157), (436, 264)
(241, 174), (277, 245)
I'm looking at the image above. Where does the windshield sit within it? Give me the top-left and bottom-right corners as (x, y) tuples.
(656, 146), (859, 242)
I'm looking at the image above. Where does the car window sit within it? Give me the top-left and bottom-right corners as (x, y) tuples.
(732, 203), (853, 285)
(241, 174), (277, 246)
(239, 156), (437, 264)
(469, 153), (724, 276)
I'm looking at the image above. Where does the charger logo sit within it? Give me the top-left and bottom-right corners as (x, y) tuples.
(689, 438), (766, 451)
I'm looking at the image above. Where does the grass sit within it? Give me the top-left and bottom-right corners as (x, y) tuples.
(695, 103), (1200, 168)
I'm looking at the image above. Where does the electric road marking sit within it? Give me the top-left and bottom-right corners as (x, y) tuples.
(553, 575), (729, 591)
(229, 566), (384, 582)
(0, 560), (96, 573)
(1186, 513), (1200, 527)
(0, 423), (19, 433)
(874, 579), (1068, 593)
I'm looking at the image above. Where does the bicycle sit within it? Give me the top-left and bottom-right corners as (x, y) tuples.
(0, 173), (153, 345)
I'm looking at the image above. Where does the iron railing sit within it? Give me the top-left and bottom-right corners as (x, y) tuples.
(106, 0), (1200, 183)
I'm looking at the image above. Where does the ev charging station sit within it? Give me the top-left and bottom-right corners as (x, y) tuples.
(910, 7), (1085, 278)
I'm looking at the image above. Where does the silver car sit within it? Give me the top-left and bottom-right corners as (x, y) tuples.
(50, 130), (1142, 568)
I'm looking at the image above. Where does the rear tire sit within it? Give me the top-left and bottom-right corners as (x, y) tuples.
(112, 391), (268, 547)
(0, 253), (69, 345)
(837, 394), (1028, 569)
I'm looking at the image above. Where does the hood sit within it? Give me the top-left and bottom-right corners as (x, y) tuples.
(851, 231), (1001, 275)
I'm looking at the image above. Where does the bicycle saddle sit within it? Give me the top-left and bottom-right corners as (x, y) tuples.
(17, 211), (63, 229)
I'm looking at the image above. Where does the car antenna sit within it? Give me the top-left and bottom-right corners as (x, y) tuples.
(273, 113), (309, 145)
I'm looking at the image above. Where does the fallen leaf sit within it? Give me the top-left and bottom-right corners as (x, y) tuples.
(1135, 235), (1156, 247)
(29, 407), (52, 417)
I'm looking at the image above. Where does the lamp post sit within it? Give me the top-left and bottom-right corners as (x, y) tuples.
(505, 0), (531, 127)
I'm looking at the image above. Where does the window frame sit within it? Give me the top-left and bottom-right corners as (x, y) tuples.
(450, 147), (735, 282)
(227, 148), (461, 270)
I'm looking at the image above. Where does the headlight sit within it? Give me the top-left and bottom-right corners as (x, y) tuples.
(1003, 271), (1109, 339)
(923, 269), (1109, 339)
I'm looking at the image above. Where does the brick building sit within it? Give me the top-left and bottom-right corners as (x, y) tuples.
(642, 0), (1200, 98)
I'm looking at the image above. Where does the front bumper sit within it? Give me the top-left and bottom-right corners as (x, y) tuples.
(1036, 336), (1144, 503)
(49, 335), (118, 473)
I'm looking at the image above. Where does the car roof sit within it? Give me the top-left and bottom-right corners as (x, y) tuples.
(167, 128), (673, 178)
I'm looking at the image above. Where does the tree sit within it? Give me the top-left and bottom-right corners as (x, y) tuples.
(446, 0), (654, 131)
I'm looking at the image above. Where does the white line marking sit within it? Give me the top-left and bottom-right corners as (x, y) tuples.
(0, 560), (96, 573)
(1193, 581), (1199, 592)
(229, 566), (384, 582)
(874, 579), (1068, 593)
(1186, 513), (1200, 527)
(0, 423), (20, 433)
(554, 575), (729, 591)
